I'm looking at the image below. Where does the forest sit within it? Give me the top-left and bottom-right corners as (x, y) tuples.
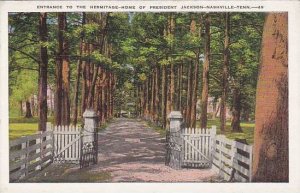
(9, 12), (288, 181)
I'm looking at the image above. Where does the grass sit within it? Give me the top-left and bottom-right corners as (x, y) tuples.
(9, 123), (38, 140)
(9, 116), (55, 124)
(9, 116), (54, 140)
(206, 119), (255, 144)
(9, 116), (109, 140)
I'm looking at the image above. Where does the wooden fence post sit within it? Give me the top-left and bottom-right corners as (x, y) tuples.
(46, 122), (54, 163)
(249, 145), (253, 182)
(20, 136), (28, 179)
(210, 125), (217, 166)
(35, 132), (42, 171)
(230, 140), (237, 181)
(219, 135), (225, 179)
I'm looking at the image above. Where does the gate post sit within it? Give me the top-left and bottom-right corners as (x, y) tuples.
(83, 109), (98, 142)
(167, 111), (183, 169)
(82, 109), (99, 167)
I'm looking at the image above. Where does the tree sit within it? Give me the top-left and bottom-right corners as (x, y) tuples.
(166, 13), (175, 126)
(228, 13), (264, 132)
(252, 13), (288, 182)
(72, 13), (85, 125)
(220, 13), (230, 132)
(200, 14), (211, 128)
(38, 12), (48, 131)
(55, 12), (70, 126)
(9, 71), (38, 118)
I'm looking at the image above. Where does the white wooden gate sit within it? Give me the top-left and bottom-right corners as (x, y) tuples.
(181, 126), (216, 168)
(53, 125), (82, 163)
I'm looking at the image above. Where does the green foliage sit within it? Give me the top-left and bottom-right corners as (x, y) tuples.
(90, 51), (112, 66)
(207, 13), (264, 117)
(138, 73), (147, 81)
(8, 12), (263, 142)
(10, 71), (37, 101)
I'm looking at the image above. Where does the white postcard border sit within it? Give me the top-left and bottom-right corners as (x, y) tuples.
(1, 1), (300, 193)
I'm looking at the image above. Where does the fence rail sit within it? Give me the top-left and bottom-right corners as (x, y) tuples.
(9, 130), (53, 182)
(212, 135), (253, 182)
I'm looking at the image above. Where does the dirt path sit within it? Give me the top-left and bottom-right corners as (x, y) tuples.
(25, 118), (218, 182)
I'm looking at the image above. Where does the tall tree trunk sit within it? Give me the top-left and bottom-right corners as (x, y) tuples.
(150, 70), (154, 120)
(168, 63), (175, 112)
(154, 66), (160, 123)
(140, 84), (144, 117)
(190, 17), (200, 128)
(200, 14), (211, 129)
(81, 41), (89, 117)
(109, 72), (114, 118)
(105, 73), (110, 119)
(145, 79), (149, 118)
(151, 69), (156, 121)
(148, 77), (152, 119)
(95, 69), (101, 119)
(31, 96), (35, 116)
(166, 14), (175, 122)
(220, 13), (230, 132)
(56, 12), (70, 126)
(61, 13), (71, 126)
(86, 43), (96, 109)
(161, 65), (167, 128)
(137, 85), (141, 117)
(87, 15), (108, 109)
(19, 101), (23, 116)
(213, 100), (220, 120)
(38, 12), (48, 131)
(231, 84), (242, 132)
(191, 55), (199, 128)
(185, 63), (193, 127)
(73, 13), (85, 125)
(252, 13), (288, 182)
(104, 79), (108, 121)
(111, 74), (116, 117)
(176, 63), (183, 111)
(25, 100), (33, 118)
(99, 69), (105, 122)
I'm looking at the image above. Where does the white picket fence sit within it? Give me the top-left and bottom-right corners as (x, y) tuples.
(52, 124), (82, 163)
(181, 126), (216, 168)
(9, 130), (53, 182)
(212, 135), (253, 182)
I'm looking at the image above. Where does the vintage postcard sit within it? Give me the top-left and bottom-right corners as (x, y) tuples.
(0, 0), (299, 193)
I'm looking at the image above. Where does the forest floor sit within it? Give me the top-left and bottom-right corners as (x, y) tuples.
(22, 118), (219, 182)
